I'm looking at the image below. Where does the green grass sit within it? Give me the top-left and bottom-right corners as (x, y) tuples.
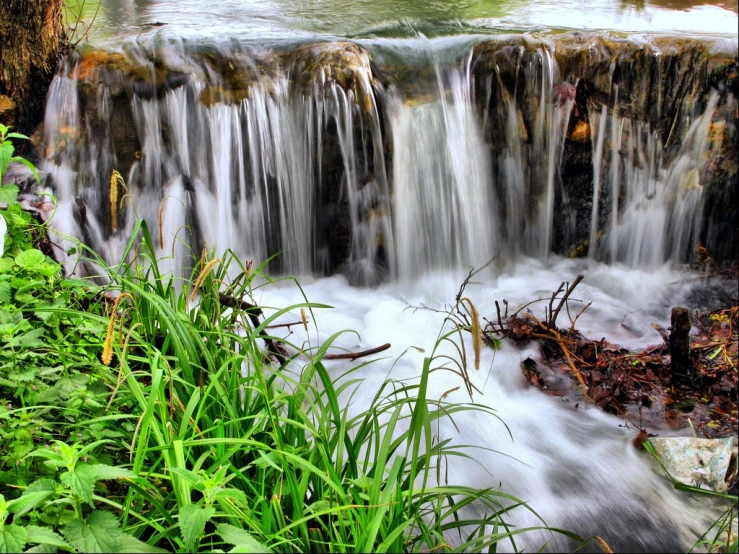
(1, 193), (581, 552)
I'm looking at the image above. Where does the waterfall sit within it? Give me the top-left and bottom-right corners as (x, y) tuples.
(389, 52), (498, 281)
(588, 92), (719, 267)
(38, 35), (735, 282)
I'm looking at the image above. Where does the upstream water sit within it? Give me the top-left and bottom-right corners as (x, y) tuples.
(34, 3), (738, 551)
(75, 0), (739, 43)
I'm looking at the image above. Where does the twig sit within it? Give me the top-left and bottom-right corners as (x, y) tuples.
(531, 330), (589, 397)
(322, 343), (391, 361)
(547, 282), (566, 330)
(454, 255), (498, 304)
(549, 275), (584, 330)
(620, 308), (643, 327)
(569, 301), (593, 334)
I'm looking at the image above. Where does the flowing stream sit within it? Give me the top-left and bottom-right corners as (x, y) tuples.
(32, 2), (739, 550)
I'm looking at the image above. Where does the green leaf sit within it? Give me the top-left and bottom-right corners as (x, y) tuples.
(25, 526), (71, 549)
(93, 465), (136, 481)
(211, 488), (247, 504)
(60, 465), (97, 505)
(15, 328), (45, 348)
(0, 185), (19, 205)
(116, 533), (167, 553)
(0, 283), (9, 303)
(7, 488), (55, 519)
(62, 511), (120, 553)
(15, 249), (46, 270)
(24, 479), (57, 495)
(217, 524), (272, 553)
(178, 505), (215, 552)
(0, 525), (27, 553)
(10, 157), (39, 184)
(167, 468), (203, 488)
(0, 143), (14, 179)
(25, 544), (58, 553)
(0, 258), (13, 273)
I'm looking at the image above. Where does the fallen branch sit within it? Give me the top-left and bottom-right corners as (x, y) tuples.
(322, 343), (391, 361)
(530, 328), (589, 397)
(265, 320), (307, 331)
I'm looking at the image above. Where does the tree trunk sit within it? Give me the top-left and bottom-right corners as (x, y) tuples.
(0, 0), (65, 138)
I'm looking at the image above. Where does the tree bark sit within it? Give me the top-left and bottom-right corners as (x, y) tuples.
(0, 0), (65, 137)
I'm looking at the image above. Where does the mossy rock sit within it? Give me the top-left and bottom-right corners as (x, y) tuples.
(196, 50), (280, 107)
(290, 42), (378, 112)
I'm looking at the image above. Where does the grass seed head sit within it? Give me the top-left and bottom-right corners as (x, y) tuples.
(190, 258), (222, 301)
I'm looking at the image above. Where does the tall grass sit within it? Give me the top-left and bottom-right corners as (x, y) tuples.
(63, 218), (579, 552)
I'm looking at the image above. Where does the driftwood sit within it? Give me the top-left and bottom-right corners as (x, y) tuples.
(219, 293), (391, 364)
(322, 343), (391, 361)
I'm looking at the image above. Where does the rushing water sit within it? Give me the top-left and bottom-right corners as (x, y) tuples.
(30, 7), (738, 551)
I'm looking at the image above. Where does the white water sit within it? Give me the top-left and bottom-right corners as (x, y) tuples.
(36, 35), (736, 551)
(252, 258), (724, 552)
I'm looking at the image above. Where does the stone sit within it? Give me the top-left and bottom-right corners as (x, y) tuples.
(568, 120), (591, 143)
(647, 436), (738, 493)
(0, 94), (16, 126)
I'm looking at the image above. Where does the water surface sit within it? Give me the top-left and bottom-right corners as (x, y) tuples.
(72, 0), (739, 44)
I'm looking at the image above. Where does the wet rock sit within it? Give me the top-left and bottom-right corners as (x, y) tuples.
(647, 436), (738, 493)
(0, 94), (16, 126)
(196, 49), (279, 107)
(75, 47), (191, 100)
(291, 42), (378, 112)
(568, 120), (591, 143)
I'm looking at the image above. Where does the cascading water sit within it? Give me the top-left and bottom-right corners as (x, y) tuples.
(587, 92), (720, 267)
(40, 36), (733, 281)
(31, 30), (737, 552)
(389, 51), (498, 281)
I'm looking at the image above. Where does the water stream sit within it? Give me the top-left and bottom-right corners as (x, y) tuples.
(32, 5), (738, 550)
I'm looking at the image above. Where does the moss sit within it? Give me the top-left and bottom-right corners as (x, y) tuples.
(291, 42), (377, 112)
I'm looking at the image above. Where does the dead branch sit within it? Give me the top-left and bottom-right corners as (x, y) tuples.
(569, 301), (593, 334)
(322, 343), (391, 361)
(530, 329), (589, 397)
(265, 320), (307, 331)
(548, 275), (584, 331)
(454, 254), (499, 304)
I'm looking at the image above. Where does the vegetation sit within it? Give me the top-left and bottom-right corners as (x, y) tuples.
(0, 129), (584, 552)
(1, 127), (735, 553)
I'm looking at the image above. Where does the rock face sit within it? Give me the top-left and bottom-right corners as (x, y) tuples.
(38, 33), (738, 281)
(470, 32), (738, 266)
